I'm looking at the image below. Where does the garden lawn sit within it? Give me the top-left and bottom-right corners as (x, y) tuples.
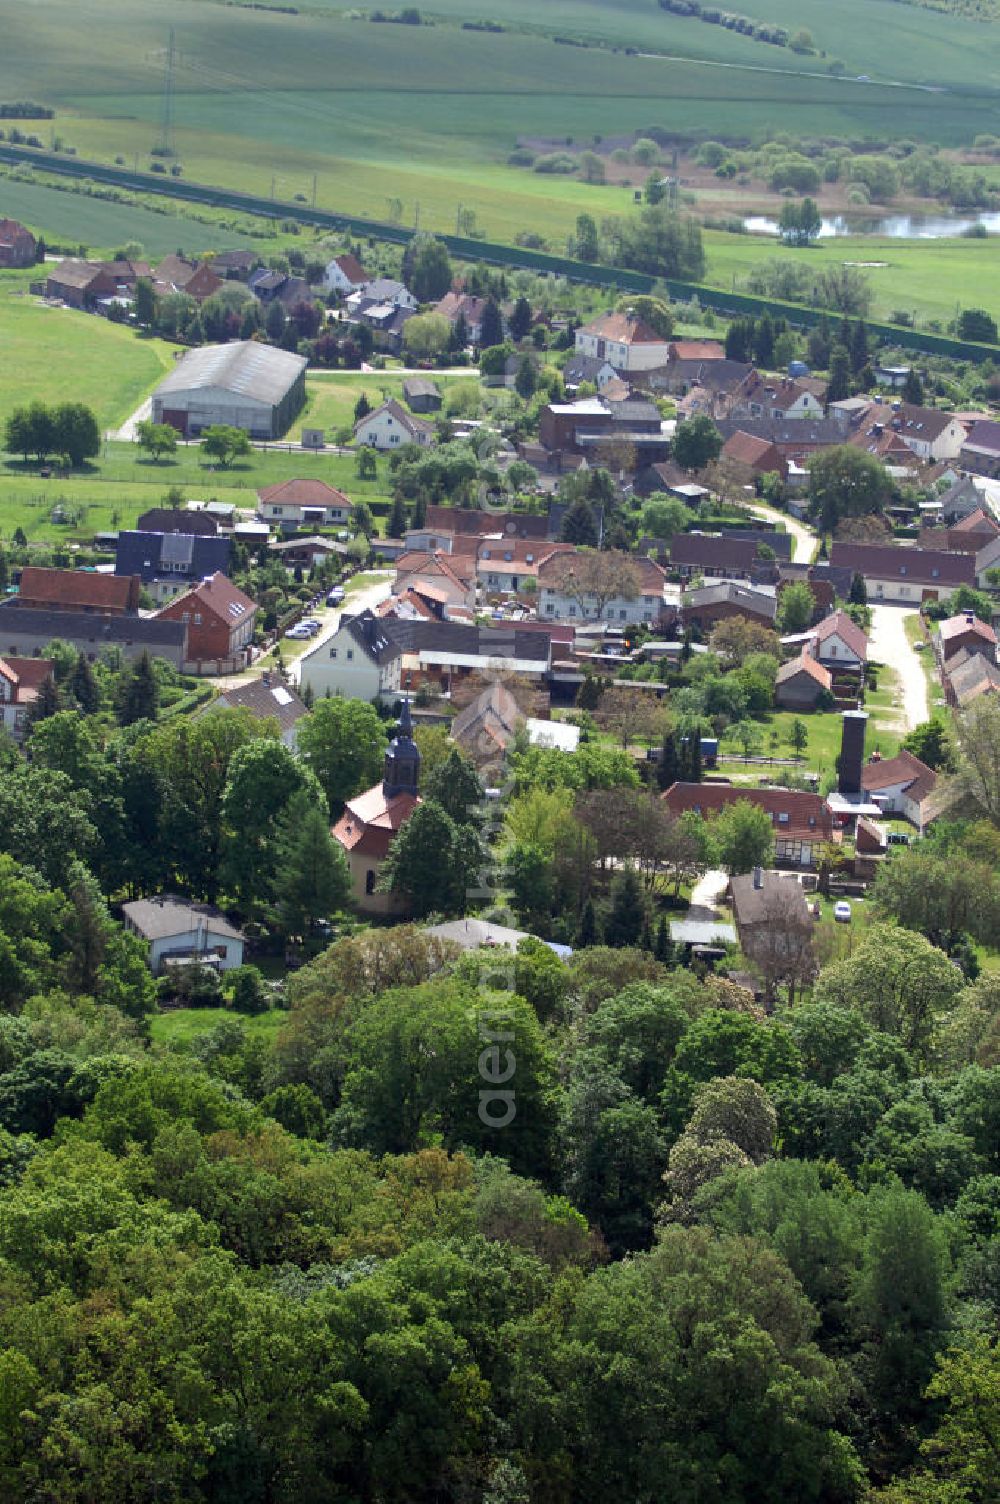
(149, 1006), (287, 1046)
(0, 272), (178, 429)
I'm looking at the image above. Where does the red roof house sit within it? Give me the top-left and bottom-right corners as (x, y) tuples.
(155, 572), (257, 666)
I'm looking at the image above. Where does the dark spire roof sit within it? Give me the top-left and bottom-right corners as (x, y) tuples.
(383, 696), (420, 799)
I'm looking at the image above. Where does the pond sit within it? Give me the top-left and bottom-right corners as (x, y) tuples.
(742, 210), (1000, 239)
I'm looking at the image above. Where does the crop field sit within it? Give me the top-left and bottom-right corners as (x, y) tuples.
(2, 0), (997, 255)
(0, 270), (178, 429)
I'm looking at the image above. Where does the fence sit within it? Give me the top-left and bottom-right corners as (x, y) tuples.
(5, 143), (1000, 363)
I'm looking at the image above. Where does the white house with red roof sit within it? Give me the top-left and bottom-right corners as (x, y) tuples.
(810, 610), (869, 669)
(323, 252), (369, 296)
(332, 700), (421, 913)
(574, 311), (671, 374)
(257, 478), (352, 528)
(859, 750), (938, 832)
(0, 655), (55, 743)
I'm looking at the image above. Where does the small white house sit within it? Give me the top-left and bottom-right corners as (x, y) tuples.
(354, 398), (433, 451)
(346, 279), (417, 314)
(299, 612), (403, 704)
(122, 896), (245, 974)
(574, 312), (671, 374)
(323, 253), (368, 296)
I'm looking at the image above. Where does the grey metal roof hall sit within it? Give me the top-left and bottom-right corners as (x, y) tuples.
(154, 341), (307, 406)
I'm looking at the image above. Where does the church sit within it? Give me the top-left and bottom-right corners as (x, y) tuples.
(331, 700), (421, 915)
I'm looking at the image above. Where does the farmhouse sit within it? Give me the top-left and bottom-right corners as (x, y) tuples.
(662, 781), (834, 868)
(538, 552), (666, 625)
(0, 218), (37, 269)
(155, 572), (257, 670)
(332, 700), (422, 915)
(574, 311), (671, 374)
(257, 477), (352, 529)
(0, 655), (54, 744)
(151, 342), (307, 440)
(730, 867), (813, 966)
(122, 896), (245, 975)
(450, 681), (524, 766)
(937, 611), (997, 663)
(680, 581), (777, 631)
(394, 550), (477, 612)
(154, 255), (224, 302)
(943, 648), (1000, 707)
(810, 610), (869, 668)
(829, 542), (975, 603)
(114, 530), (232, 602)
(354, 399), (434, 450)
(719, 430), (788, 483)
(738, 374), (826, 421)
(0, 605), (186, 666)
(669, 533), (761, 581)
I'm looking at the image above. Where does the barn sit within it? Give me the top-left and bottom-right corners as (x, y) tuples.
(151, 341), (307, 440)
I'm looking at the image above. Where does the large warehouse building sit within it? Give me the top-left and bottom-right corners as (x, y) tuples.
(151, 342), (308, 440)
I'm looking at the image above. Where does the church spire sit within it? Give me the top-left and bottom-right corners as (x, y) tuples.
(382, 696), (420, 799)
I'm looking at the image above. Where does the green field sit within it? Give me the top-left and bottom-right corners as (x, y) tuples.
(2, 0), (997, 258)
(703, 228), (1000, 326)
(149, 1005), (287, 1046)
(0, 269), (178, 429)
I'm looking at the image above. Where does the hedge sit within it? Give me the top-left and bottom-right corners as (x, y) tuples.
(4, 143), (998, 365)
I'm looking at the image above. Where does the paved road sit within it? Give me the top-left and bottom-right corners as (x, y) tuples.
(747, 501), (816, 564)
(868, 604), (928, 732)
(687, 868), (730, 922)
(111, 396), (152, 443)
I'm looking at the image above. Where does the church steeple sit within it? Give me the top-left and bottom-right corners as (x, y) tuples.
(382, 697), (420, 799)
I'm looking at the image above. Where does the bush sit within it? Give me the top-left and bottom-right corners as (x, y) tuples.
(533, 153), (579, 175)
(228, 964), (269, 1015)
(157, 961), (224, 1009)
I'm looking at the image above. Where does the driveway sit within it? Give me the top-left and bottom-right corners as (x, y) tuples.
(288, 571), (393, 686)
(747, 502), (816, 564)
(112, 395), (152, 443)
(868, 604), (928, 732)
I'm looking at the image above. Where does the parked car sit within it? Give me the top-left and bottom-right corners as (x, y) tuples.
(299, 618), (321, 634)
(285, 624), (313, 640)
(913, 640), (927, 652)
(833, 901), (852, 924)
(326, 586), (345, 606)
(887, 831), (911, 846)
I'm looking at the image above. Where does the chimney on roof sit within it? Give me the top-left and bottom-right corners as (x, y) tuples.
(838, 710), (868, 796)
(752, 865), (763, 890)
(966, 611), (975, 625)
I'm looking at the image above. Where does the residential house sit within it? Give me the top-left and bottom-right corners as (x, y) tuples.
(433, 291), (497, 345)
(300, 610), (552, 702)
(332, 700), (422, 915)
(668, 533), (761, 581)
(662, 781), (834, 867)
(154, 254), (224, 302)
(213, 249), (258, 280)
(974, 535), (1000, 589)
(450, 680), (524, 767)
(45, 258), (150, 311)
(12, 567), (140, 615)
(0, 604), (186, 666)
(775, 651), (833, 709)
(776, 561), (853, 619)
(323, 252), (369, 296)
(346, 278), (417, 315)
(720, 430), (788, 483)
(402, 377), (443, 413)
(423, 504), (550, 543)
(538, 551), (666, 625)
(666, 339), (726, 364)
(943, 647), (1000, 708)
(829, 542), (974, 603)
(924, 509), (1000, 554)
(574, 311), (672, 374)
(257, 477), (353, 529)
(122, 896), (245, 974)
(671, 361), (757, 415)
(860, 750), (938, 832)
(869, 403), (967, 463)
(155, 572), (257, 670)
(562, 354), (620, 393)
(730, 867), (813, 965)
(209, 673), (308, 747)
(810, 610), (869, 669)
(737, 374), (825, 421)
(268, 536), (348, 571)
(937, 611), (997, 663)
(0, 218), (37, 269)
(0, 655), (54, 743)
(715, 417), (846, 466)
(247, 268), (313, 308)
(354, 398), (434, 450)
(960, 419), (1000, 478)
(151, 341), (307, 440)
(114, 530), (232, 602)
(679, 580), (777, 632)
(479, 540), (575, 596)
(394, 550), (477, 611)
(137, 507), (219, 538)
